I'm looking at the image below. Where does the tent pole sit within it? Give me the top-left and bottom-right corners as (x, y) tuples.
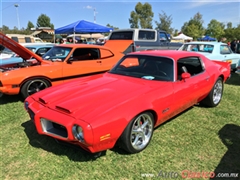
(74, 32), (75, 44)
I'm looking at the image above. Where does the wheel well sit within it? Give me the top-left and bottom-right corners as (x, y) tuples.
(141, 109), (158, 126)
(219, 74), (224, 81)
(20, 76), (52, 88)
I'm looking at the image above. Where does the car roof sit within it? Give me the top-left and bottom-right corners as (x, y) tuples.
(183, 41), (227, 45)
(56, 43), (111, 50)
(20, 43), (54, 46)
(129, 50), (205, 61)
(24, 44), (55, 48)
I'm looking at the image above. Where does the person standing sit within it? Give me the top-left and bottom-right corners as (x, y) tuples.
(230, 39), (236, 52)
(236, 40), (240, 54)
(66, 37), (73, 44)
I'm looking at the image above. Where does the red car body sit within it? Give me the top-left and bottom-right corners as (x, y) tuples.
(25, 50), (231, 154)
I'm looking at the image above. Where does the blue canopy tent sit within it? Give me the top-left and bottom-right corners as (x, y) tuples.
(201, 35), (216, 41)
(54, 20), (113, 43)
(55, 20), (113, 34)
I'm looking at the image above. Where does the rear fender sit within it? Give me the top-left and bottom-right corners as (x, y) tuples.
(212, 60), (231, 82)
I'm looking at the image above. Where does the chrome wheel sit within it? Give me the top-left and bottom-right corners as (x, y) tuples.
(213, 79), (223, 105)
(130, 113), (153, 151)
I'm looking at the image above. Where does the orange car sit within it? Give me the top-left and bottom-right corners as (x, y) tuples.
(0, 33), (126, 99)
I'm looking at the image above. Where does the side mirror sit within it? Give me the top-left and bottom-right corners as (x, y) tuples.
(181, 72), (191, 80)
(66, 59), (72, 64)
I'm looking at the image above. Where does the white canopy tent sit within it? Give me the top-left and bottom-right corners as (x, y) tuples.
(172, 33), (193, 40)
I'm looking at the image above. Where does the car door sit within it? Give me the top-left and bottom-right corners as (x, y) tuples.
(172, 57), (211, 115)
(62, 47), (104, 81)
(220, 45), (239, 69)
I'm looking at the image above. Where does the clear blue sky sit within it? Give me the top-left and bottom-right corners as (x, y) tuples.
(1, 0), (240, 32)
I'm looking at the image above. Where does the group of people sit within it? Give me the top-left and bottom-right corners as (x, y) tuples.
(55, 37), (73, 44)
(229, 39), (240, 53)
(55, 37), (88, 44)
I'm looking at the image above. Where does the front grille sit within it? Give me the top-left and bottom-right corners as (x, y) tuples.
(28, 108), (35, 121)
(40, 118), (68, 138)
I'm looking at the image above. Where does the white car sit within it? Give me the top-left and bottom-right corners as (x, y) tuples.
(178, 41), (240, 70)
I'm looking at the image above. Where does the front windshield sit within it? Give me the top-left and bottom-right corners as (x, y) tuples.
(180, 44), (214, 53)
(0, 46), (14, 55)
(109, 55), (174, 81)
(26, 47), (37, 52)
(42, 46), (72, 61)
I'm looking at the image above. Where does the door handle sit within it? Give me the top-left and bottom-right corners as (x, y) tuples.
(206, 76), (210, 81)
(96, 61), (102, 63)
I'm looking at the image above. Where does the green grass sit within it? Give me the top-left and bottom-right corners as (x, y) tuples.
(1, 73), (240, 180)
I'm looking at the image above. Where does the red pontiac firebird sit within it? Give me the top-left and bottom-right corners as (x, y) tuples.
(24, 50), (231, 155)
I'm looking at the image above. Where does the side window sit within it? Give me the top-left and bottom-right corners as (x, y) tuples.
(11, 37), (19, 43)
(109, 31), (133, 40)
(138, 30), (155, 40)
(70, 48), (100, 61)
(100, 49), (114, 59)
(220, 45), (231, 54)
(36, 47), (52, 57)
(159, 32), (168, 42)
(25, 37), (32, 43)
(177, 57), (204, 80)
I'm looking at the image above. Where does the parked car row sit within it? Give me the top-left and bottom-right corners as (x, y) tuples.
(0, 31), (234, 156)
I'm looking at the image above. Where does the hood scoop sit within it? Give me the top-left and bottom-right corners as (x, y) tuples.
(39, 97), (48, 104)
(56, 105), (72, 114)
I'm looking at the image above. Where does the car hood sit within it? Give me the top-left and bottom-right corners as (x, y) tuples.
(32, 73), (168, 121)
(0, 33), (42, 62)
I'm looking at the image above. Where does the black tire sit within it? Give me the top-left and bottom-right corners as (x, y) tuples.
(21, 79), (50, 99)
(119, 112), (154, 154)
(201, 77), (223, 107)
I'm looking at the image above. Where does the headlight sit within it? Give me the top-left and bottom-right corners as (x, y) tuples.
(24, 101), (29, 110)
(72, 125), (84, 142)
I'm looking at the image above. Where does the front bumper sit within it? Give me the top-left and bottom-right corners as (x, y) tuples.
(25, 98), (96, 153)
(0, 85), (20, 95)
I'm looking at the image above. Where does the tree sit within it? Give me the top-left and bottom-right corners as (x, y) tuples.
(155, 11), (173, 34)
(2, 25), (10, 33)
(27, 21), (35, 30)
(129, 2), (154, 29)
(226, 22), (232, 29)
(205, 19), (225, 40)
(183, 24), (201, 40)
(129, 11), (139, 28)
(181, 12), (205, 40)
(104, 24), (119, 36)
(37, 14), (54, 29)
(106, 24), (119, 30)
(173, 29), (179, 36)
